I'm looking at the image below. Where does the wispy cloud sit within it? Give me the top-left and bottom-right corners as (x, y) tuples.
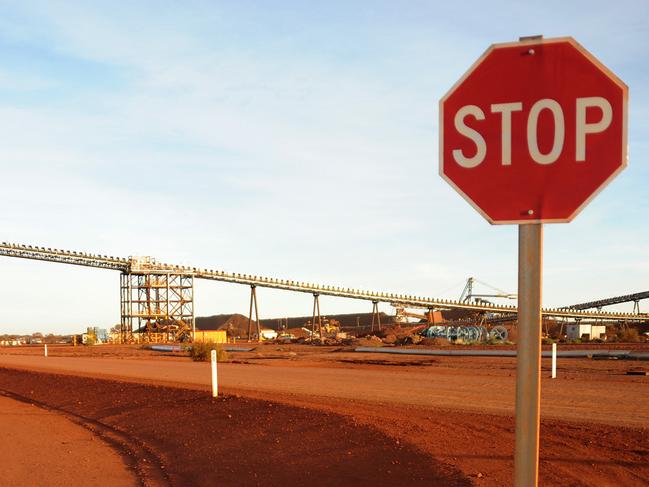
(0, 1), (647, 332)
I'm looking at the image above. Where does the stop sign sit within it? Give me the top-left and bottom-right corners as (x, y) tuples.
(440, 37), (628, 224)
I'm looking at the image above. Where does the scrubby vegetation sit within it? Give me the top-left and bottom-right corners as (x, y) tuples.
(616, 328), (640, 342)
(189, 341), (229, 362)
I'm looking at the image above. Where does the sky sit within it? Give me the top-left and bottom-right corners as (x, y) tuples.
(0, 0), (647, 334)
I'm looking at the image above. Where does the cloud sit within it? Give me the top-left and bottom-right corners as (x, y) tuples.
(0, 1), (648, 333)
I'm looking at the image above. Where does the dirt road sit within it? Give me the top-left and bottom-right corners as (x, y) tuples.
(0, 353), (646, 427)
(0, 368), (465, 487)
(0, 393), (136, 487)
(1, 349), (647, 486)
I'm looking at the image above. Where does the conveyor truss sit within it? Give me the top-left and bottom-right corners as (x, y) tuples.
(1, 242), (647, 342)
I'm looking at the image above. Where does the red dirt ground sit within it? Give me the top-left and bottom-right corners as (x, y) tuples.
(0, 393), (136, 487)
(1, 344), (647, 486)
(0, 367), (467, 487)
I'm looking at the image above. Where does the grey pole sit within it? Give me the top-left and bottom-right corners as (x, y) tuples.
(514, 223), (543, 486)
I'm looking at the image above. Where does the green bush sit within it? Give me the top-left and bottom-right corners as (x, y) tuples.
(189, 341), (229, 362)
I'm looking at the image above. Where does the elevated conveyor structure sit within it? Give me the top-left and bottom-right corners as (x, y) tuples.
(563, 291), (649, 314)
(1, 241), (647, 341)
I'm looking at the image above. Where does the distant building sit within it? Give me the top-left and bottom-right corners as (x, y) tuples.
(566, 324), (606, 340)
(82, 326), (109, 344)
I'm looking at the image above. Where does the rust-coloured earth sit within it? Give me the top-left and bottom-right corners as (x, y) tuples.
(0, 392), (135, 487)
(0, 368), (466, 487)
(0, 344), (648, 486)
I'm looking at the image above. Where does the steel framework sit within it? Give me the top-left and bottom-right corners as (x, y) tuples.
(371, 300), (381, 331)
(1, 240), (647, 343)
(120, 272), (194, 342)
(311, 293), (323, 337)
(562, 290), (649, 312)
(247, 285), (261, 341)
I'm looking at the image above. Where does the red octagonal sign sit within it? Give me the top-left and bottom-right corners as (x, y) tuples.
(440, 37), (628, 224)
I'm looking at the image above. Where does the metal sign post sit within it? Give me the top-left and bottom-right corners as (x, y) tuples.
(514, 223), (543, 486)
(439, 35), (628, 485)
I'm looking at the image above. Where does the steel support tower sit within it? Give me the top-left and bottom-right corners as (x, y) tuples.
(120, 270), (194, 342)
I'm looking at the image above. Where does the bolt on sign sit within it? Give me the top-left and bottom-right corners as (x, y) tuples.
(440, 37), (628, 224)
(438, 36), (628, 487)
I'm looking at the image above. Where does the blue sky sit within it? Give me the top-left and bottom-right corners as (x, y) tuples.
(1, 1), (648, 333)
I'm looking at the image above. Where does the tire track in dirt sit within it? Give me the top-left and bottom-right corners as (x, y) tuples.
(0, 389), (171, 487)
(0, 367), (470, 487)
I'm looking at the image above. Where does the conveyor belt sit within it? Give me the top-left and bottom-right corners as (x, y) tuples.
(1, 241), (647, 322)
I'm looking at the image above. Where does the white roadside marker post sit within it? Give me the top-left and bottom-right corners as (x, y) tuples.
(551, 342), (557, 379)
(44, 344), (48, 357)
(211, 349), (218, 398)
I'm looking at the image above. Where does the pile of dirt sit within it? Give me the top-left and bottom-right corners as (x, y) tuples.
(0, 368), (468, 487)
(260, 312), (396, 331)
(196, 312), (397, 338)
(284, 326), (311, 338)
(357, 335), (384, 347)
(355, 325), (430, 346)
(195, 314), (254, 337)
